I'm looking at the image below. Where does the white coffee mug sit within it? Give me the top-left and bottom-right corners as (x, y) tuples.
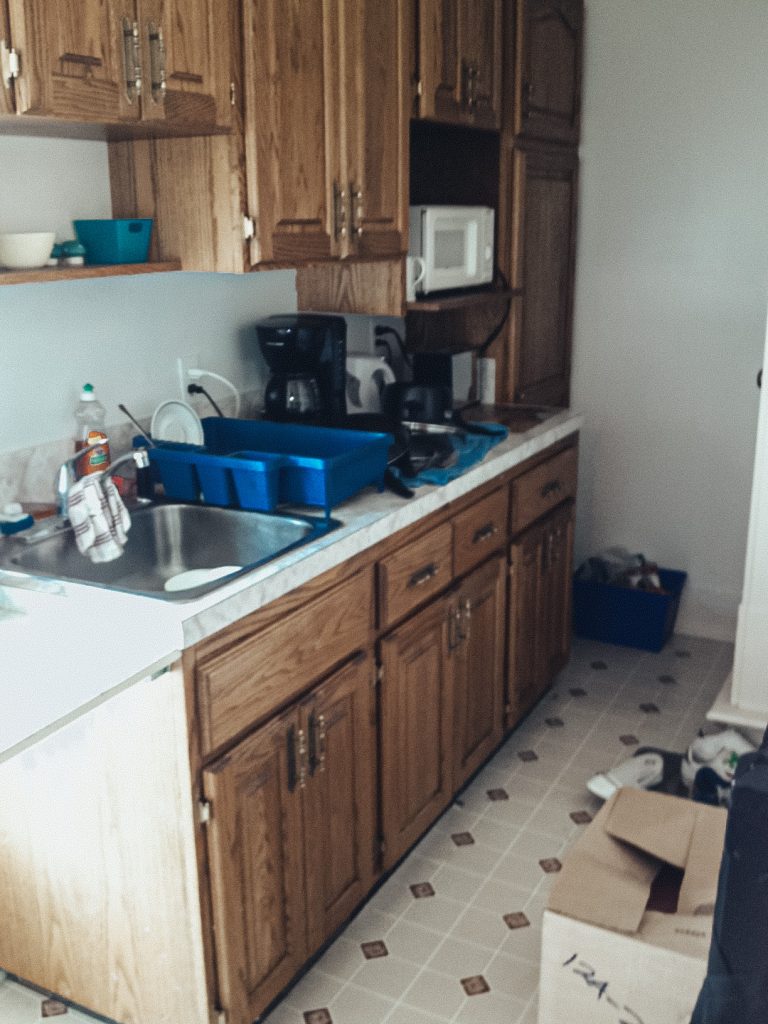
(406, 255), (426, 301)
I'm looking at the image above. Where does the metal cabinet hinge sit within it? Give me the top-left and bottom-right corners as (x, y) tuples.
(415, 77), (423, 97)
(215, 1010), (227, 1024)
(198, 800), (212, 824)
(230, 81), (236, 106)
(1, 41), (20, 86)
(243, 215), (255, 241)
(374, 663), (383, 687)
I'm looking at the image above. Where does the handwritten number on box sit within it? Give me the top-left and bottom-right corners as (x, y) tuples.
(562, 954), (646, 1024)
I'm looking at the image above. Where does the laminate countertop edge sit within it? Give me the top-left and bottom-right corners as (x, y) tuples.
(0, 410), (583, 758)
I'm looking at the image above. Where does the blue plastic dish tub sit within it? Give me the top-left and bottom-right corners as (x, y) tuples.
(201, 418), (392, 515)
(572, 568), (688, 653)
(73, 218), (153, 264)
(138, 440), (285, 512)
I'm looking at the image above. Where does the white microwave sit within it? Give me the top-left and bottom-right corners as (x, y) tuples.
(408, 205), (494, 295)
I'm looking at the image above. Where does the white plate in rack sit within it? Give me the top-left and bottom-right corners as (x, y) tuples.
(150, 400), (204, 445)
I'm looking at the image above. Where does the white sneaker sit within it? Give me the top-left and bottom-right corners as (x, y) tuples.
(587, 752), (665, 801)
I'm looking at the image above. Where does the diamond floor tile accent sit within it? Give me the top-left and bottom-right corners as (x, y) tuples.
(0, 635), (732, 1024)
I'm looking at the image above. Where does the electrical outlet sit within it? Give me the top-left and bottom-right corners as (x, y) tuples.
(477, 357), (496, 405)
(176, 353), (200, 398)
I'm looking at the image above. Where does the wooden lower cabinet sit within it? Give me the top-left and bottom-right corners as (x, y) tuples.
(506, 500), (575, 729)
(451, 555), (506, 791)
(379, 594), (454, 871)
(202, 653), (375, 1024)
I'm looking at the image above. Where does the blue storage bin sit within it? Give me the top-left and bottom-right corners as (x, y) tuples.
(141, 442), (285, 512)
(572, 568), (687, 653)
(73, 218), (153, 265)
(202, 418), (392, 515)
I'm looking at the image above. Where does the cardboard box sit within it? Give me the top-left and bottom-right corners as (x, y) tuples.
(538, 789), (727, 1024)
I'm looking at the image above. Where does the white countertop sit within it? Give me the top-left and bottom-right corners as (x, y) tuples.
(0, 410), (582, 761)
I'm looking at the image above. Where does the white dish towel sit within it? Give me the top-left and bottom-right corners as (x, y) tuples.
(67, 475), (131, 563)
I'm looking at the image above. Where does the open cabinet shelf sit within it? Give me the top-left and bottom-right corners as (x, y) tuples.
(405, 287), (517, 313)
(0, 261), (182, 286)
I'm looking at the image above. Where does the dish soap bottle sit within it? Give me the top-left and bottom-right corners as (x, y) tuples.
(75, 383), (111, 476)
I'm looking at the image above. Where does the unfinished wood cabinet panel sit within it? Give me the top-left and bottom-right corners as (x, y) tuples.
(416, 0), (502, 130)
(379, 594), (454, 869)
(196, 566), (373, 756)
(202, 705), (306, 1024)
(510, 443), (578, 533)
(296, 257), (405, 317)
(453, 485), (508, 578)
(451, 554), (505, 790)
(505, 0), (583, 145)
(301, 654), (377, 950)
(0, 668), (209, 1024)
(500, 141), (578, 405)
(378, 520), (453, 628)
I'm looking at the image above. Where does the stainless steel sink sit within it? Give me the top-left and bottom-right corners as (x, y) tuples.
(0, 503), (339, 600)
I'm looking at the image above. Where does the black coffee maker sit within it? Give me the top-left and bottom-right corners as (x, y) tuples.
(256, 314), (347, 424)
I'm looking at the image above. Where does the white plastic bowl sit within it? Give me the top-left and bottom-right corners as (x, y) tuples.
(0, 232), (56, 270)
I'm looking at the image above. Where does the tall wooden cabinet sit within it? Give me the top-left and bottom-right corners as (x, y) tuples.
(0, 0), (231, 131)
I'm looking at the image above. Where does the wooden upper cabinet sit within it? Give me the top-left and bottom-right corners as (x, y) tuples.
(242, 0), (337, 263)
(506, 0), (583, 145)
(339, 0), (408, 258)
(5, 0), (137, 122)
(137, 0), (232, 132)
(2, 0), (230, 130)
(416, 0), (502, 130)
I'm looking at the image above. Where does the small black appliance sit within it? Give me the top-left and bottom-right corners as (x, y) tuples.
(256, 313), (347, 423)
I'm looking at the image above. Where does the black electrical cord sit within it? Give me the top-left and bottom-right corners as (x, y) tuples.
(477, 266), (512, 358)
(187, 382), (224, 417)
(375, 325), (413, 371)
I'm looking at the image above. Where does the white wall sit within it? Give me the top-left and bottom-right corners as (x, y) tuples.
(571, 0), (768, 641)
(0, 136), (296, 453)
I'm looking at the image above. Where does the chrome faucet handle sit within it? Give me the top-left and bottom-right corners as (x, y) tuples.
(54, 442), (107, 516)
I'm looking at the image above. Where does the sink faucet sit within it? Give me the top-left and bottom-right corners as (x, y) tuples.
(54, 447), (151, 516)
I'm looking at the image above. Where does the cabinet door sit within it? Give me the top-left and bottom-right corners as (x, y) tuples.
(502, 142), (578, 406)
(202, 708), (306, 1024)
(0, 3), (16, 115)
(452, 555), (506, 791)
(417, 0), (501, 129)
(511, 0), (583, 145)
(137, 0), (231, 131)
(506, 519), (545, 729)
(241, 0), (338, 264)
(6, 0), (139, 121)
(380, 594), (453, 870)
(339, 0), (408, 258)
(540, 500), (574, 682)
(302, 654), (376, 951)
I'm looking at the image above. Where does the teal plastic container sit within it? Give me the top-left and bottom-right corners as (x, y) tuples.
(73, 219), (153, 265)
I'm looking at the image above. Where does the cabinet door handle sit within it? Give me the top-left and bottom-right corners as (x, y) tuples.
(540, 479), (562, 499)
(333, 180), (347, 240)
(349, 182), (363, 237)
(462, 597), (472, 642)
(472, 522), (498, 545)
(287, 725), (297, 792)
(121, 19), (142, 101)
(316, 713), (327, 773)
(408, 562), (438, 589)
(448, 605), (463, 650)
(297, 727), (308, 789)
(147, 22), (167, 104)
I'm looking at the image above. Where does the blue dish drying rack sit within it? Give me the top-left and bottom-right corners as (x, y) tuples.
(134, 418), (392, 518)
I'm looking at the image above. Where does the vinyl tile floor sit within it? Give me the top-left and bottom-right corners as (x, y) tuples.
(0, 634), (733, 1024)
